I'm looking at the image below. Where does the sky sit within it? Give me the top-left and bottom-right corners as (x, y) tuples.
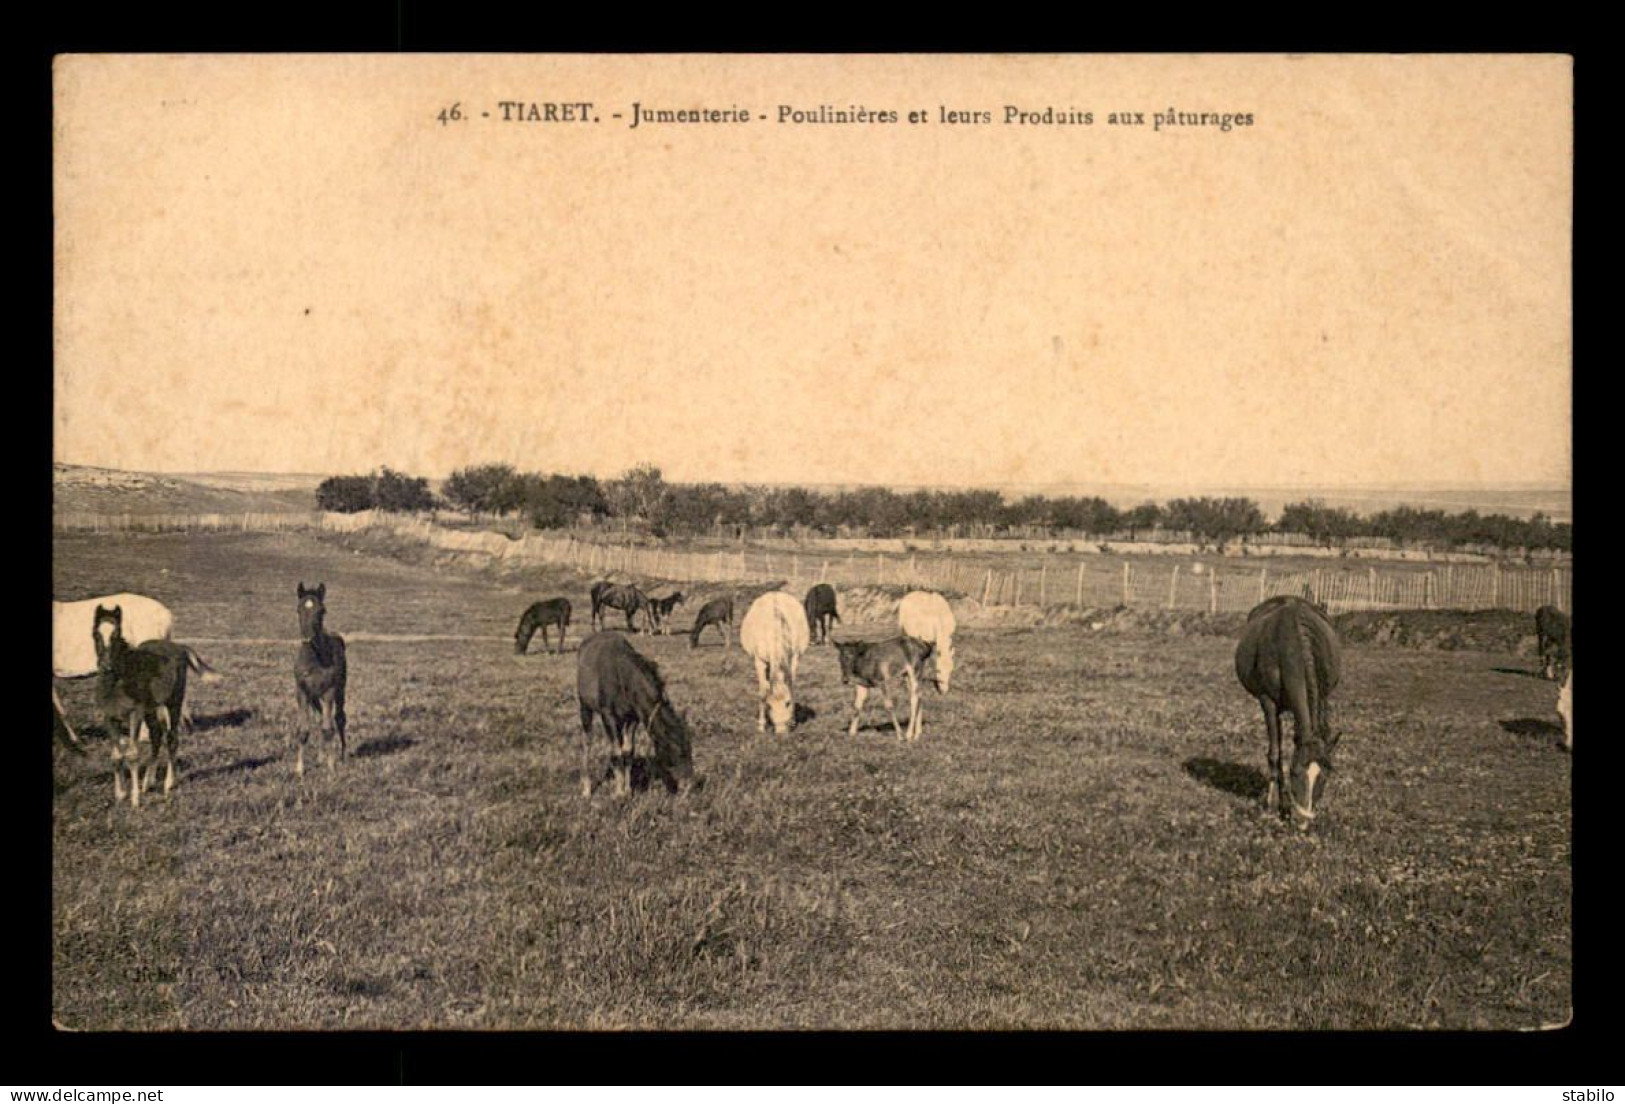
(54, 54), (1572, 491)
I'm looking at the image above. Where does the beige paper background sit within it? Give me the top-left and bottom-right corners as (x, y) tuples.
(53, 54), (1572, 494)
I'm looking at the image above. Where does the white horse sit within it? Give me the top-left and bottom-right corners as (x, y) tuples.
(739, 590), (810, 735)
(53, 594), (176, 749)
(1557, 669), (1572, 751)
(899, 590), (957, 694)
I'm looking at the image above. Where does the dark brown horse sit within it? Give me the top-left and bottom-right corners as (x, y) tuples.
(515, 598), (571, 655)
(92, 605), (216, 807)
(1535, 605), (1571, 681)
(689, 595), (734, 649)
(646, 592), (686, 635)
(575, 631), (695, 798)
(1235, 595), (1342, 830)
(293, 582), (348, 775)
(834, 636), (934, 742)
(590, 581), (652, 633)
(803, 583), (840, 645)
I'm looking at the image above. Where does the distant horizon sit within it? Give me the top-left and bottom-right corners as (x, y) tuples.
(58, 459), (1570, 494)
(53, 460), (1572, 522)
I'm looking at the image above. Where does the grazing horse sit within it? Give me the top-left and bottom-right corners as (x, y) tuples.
(646, 592), (686, 635)
(92, 605), (216, 807)
(575, 631), (695, 798)
(803, 584), (840, 646)
(590, 581), (653, 633)
(54, 593), (176, 750)
(1557, 669), (1572, 752)
(515, 598), (571, 655)
(834, 636), (933, 742)
(739, 591), (810, 735)
(689, 595), (734, 649)
(1235, 595), (1343, 830)
(1535, 605), (1571, 681)
(293, 582), (348, 775)
(899, 590), (957, 693)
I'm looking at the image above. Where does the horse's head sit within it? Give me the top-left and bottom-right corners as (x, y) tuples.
(834, 641), (863, 686)
(297, 582), (327, 639)
(932, 646), (954, 695)
(652, 704), (696, 794)
(1287, 740), (1335, 832)
(766, 680), (794, 734)
(514, 607), (535, 654)
(92, 604), (124, 665)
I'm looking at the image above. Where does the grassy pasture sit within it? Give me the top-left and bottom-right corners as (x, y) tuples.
(52, 531), (1571, 1030)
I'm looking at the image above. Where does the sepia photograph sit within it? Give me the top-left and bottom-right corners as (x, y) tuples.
(51, 53), (1572, 1032)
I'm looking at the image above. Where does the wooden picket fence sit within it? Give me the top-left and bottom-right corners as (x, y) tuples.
(55, 511), (1572, 615)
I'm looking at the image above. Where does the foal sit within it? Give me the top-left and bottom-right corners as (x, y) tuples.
(803, 584), (840, 646)
(647, 592), (685, 634)
(834, 636), (934, 742)
(515, 598), (572, 655)
(689, 595), (734, 649)
(293, 582), (348, 775)
(92, 605), (214, 807)
(576, 632), (695, 798)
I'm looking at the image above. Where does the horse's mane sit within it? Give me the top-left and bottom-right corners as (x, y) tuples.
(617, 642), (667, 697)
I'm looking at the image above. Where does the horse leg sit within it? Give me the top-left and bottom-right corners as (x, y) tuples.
(1261, 699), (1282, 816)
(320, 696), (339, 772)
(623, 720), (638, 795)
(754, 658), (770, 734)
(291, 691), (309, 777)
(881, 681), (904, 741)
(335, 687), (348, 763)
(112, 718), (128, 804)
(165, 709), (179, 795)
(606, 717), (629, 797)
(127, 714), (143, 809)
(905, 667), (921, 742)
(140, 710), (163, 794)
(578, 704), (596, 798)
(53, 687), (85, 751)
(848, 685), (869, 738)
(155, 705), (176, 796)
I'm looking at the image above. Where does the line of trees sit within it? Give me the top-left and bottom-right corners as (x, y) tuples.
(315, 468), (436, 513)
(320, 462), (1571, 553)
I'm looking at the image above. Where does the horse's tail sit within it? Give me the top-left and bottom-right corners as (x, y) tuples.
(181, 646), (224, 683)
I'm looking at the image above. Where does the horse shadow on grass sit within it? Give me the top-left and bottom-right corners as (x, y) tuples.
(1499, 717), (1565, 746)
(190, 708), (255, 732)
(185, 755), (277, 783)
(1183, 757), (1268, 802)
(352, 735), (417, 759)
(595, 757), (697, 796)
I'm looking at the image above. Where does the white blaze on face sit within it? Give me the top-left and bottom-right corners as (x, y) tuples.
(96, 620), (116, 649)
(1291, 761), (1322, 825)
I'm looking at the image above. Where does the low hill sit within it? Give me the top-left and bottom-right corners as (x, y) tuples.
(52, 463), (320, 516)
